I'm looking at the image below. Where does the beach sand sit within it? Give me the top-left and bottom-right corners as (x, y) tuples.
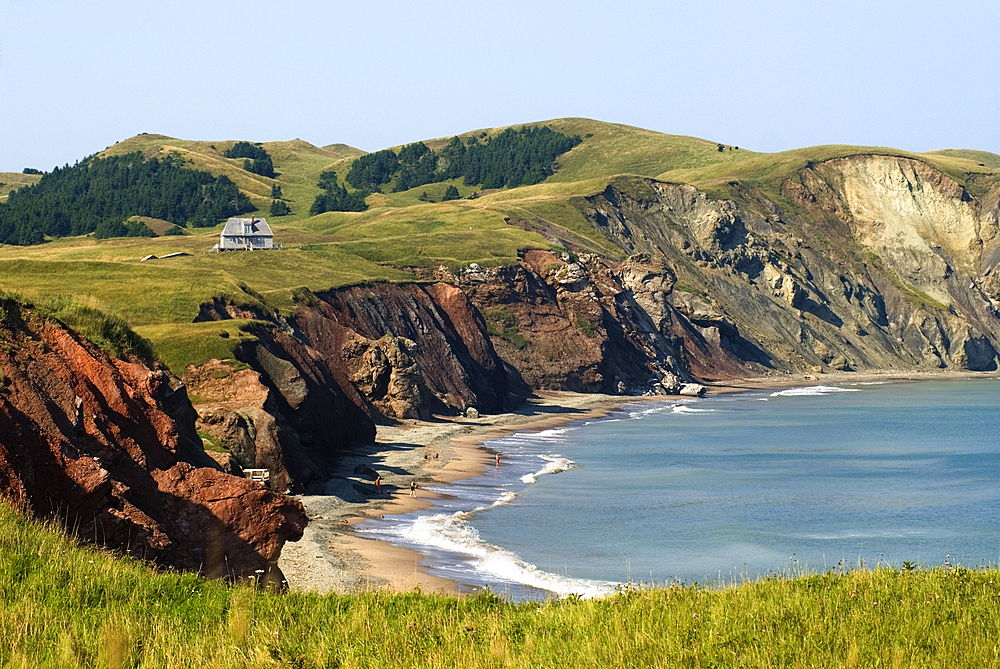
(277, 370), (997, 596)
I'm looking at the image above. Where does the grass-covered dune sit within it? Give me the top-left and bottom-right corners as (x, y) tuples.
(2, 503), (998, 668)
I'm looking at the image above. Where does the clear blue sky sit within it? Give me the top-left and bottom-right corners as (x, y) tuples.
(2, 0), (998, 173)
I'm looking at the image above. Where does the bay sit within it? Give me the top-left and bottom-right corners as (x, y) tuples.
(357, 378), (1000, 599)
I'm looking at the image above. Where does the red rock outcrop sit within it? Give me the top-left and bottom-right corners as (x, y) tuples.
(0, 299), (306, 581)
(459, 250), (703, 393)
(297, 283), (514, 414)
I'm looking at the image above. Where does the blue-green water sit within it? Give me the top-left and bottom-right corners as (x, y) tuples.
(358, 379), (1000, 599)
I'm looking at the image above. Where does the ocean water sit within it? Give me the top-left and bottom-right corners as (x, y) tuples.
(356, 378), (1000, 600)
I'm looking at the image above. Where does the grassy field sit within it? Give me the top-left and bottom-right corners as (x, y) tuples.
(657, 143), (1000, 200)
(2, 502), (998, 668)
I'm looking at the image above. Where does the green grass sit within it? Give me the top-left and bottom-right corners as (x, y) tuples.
(292, 203), (553, 270)
(0, 236), (414, 368)
(657, 143), (999, 201)
(926, 149), (1000, 169)
(197, 430), (228, 453)
(131, 321), (256, 375)
(540, 117), (759, 183)
(2, 502), (999, 668)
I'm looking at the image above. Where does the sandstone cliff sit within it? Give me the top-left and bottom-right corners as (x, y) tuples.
(0, 298), (307, 581)
(295, 282), (515, 415)
(188, 282), (511, 490)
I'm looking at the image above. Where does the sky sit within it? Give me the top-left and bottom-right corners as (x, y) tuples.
(1, 0), (998, 173)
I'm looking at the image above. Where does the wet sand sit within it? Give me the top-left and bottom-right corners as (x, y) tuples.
(278, 370), (998, 596)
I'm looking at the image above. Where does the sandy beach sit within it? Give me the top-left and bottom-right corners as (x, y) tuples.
(277, 390), (632, 595)
(277, 370), (997, 596)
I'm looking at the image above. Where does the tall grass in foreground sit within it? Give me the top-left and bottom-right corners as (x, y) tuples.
(1, 503), (998, 668)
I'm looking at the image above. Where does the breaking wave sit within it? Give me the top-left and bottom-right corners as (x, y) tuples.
(392, 512), (616, 598)
(521, 455), (575, 484)
(770, 385), (862, 397)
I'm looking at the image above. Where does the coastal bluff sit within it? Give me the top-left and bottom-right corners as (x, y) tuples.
(0, 298), (306, 581)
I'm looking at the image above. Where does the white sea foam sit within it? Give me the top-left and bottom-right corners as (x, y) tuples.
(671, 405), (715, 414)
(394, 512), (616, 598)
(521, 455), (575, 484)
(770, 385), (862, 397)
(477, 491), (515, 511)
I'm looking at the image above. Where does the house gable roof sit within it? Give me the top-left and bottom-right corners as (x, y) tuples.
(222, 217), (273, 238)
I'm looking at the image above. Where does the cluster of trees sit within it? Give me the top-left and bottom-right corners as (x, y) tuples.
(309, 170), (370, 215)
(345, 149), (399, 191)
(343, 126), (582, 195)
(0, 152), (255, 245)
(224, 141), (275, 178)
(269, 183), (290, 216)
(95, 218), (155, 239)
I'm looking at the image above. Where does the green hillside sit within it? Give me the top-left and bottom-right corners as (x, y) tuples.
(2, 502), (998, 668)
(98, 135), (363, 223)
(927, 149), (1000, 169)
(0, 119), (997, 374)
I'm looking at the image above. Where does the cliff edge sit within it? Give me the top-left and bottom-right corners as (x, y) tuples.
(0, 297), (307, 581)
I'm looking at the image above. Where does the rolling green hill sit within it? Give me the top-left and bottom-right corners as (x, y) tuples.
(1, 119), (997, 374)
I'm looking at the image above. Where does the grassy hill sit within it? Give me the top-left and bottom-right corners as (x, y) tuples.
(0, 119), (996, 374)
(0, 171), (42, 201)
(98, 135), (364, 222)
(2, 502), (998, 668)
(927, 148), (1000, 169)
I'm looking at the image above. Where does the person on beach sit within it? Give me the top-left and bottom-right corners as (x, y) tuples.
(375, 475), (381, 495)
(410, 480), (416, 497)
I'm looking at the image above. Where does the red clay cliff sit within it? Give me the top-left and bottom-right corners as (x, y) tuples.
(0, 298), (306, 581)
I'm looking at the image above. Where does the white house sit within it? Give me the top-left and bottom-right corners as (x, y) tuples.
(217, 217), (274, 251)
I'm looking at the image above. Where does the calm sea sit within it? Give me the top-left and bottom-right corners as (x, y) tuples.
(356, 379), (1000, 600)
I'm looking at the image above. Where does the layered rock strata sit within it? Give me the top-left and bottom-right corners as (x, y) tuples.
(0, 298), (306, 580)
(578, 156), (1000, 376)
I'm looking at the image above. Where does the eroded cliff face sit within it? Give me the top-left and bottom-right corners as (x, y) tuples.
(181, 154), (1000, 488)
(188, 282), (512, 491)
(578, 156), (1000, 376)
(297, 283), (514, 414)
(0, 298), (306, 581)
(187, 321), (376, 495)
(453, 250), (721, 393)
